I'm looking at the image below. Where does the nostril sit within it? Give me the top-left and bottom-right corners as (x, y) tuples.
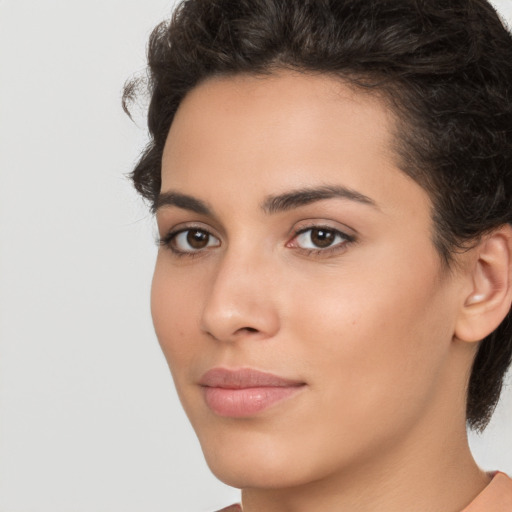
(240, 327), (259, 334)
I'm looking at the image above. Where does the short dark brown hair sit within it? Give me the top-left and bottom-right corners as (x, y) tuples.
(124, 0), (512, 431)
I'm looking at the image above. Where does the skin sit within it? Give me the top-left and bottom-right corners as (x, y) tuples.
(151, 71), (502, 512)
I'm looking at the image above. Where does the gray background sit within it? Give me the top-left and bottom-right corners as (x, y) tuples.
(0, 1), (511, 511)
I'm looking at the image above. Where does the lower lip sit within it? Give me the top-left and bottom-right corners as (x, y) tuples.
(202, 386), (304, 417)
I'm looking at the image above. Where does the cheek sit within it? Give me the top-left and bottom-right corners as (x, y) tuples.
(150, 258), (204, 373)
(286, 254), (454, 427)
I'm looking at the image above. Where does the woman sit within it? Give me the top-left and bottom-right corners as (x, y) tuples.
(124, 0), (512, 510)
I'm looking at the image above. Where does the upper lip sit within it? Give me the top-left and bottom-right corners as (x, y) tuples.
(199, 368), (305, 389)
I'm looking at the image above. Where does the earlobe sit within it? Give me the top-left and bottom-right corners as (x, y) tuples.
(455, 224), (512, 343)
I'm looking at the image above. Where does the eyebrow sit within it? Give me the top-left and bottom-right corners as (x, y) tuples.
(153, 192), (213, 215)
(261, 185), (378, 214)
(154, 185), (378, 216)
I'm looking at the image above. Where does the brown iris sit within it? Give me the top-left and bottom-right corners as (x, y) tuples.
(186, 229), (210, 249)
(310, 228), (336, 248)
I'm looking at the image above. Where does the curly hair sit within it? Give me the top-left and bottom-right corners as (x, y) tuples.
(124, 0), (512, 431)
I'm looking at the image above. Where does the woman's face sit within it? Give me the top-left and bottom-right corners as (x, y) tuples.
(152, 72), (468, 488)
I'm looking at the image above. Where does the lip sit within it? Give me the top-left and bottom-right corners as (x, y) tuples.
(199, 368), (306, 417)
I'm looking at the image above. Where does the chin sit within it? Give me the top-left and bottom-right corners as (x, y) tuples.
(205, 453), (304, 489)
(197, 429), (326, 490)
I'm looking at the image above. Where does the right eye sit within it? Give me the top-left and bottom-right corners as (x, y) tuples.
(161, 228), (221, 255)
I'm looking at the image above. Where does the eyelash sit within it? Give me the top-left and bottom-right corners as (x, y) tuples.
(288, 225), (356, 257)
(158, 227), (219, 259)
(158, 225), (356, 258)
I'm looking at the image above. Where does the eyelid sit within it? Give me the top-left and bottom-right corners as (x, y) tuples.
(286, 221), (357, 255)
(158, 222), (221, 256)
(287, 226), (354, 245)
(158, 220), (220, 240)
(287, 218), (357, 239)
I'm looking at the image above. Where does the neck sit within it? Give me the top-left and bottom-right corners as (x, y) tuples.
(242, 424), (488, 512)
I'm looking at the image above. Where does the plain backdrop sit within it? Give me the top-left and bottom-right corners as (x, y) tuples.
(0, 1), (511, 511)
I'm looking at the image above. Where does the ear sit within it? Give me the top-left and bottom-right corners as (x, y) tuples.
(455, 224), (512, 343)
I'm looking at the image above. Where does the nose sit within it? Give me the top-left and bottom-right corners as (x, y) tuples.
(200, 249), (280, 343)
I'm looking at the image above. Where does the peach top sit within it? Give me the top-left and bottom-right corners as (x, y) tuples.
(461, 472), (512, 512)
(216, 472), (512, 512)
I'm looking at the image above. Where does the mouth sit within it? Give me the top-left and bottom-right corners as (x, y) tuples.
(199, 367), (306, 418)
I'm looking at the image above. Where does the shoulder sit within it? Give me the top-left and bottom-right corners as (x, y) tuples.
(214, 505), (242, 512)
(463, 472), (512, 511)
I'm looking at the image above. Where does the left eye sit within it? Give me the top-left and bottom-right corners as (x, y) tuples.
(292, 227), (350, 250)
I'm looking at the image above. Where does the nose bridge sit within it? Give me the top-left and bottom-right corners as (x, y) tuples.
(200, 239), (280, 342)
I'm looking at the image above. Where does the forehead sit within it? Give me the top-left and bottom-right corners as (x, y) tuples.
(160, 70), (429, 222)
(163, 71), (395, 176)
